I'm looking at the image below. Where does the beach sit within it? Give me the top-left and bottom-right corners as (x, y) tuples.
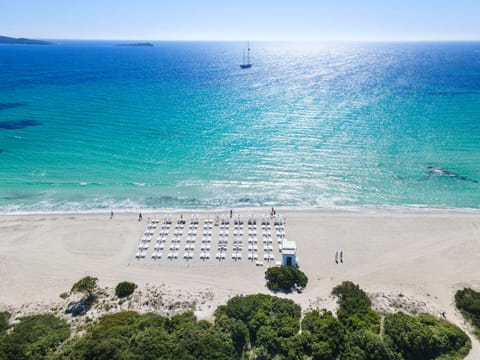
(1, 210), (479, 356)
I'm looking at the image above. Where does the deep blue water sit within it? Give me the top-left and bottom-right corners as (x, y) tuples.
(0, 41), (479, 212)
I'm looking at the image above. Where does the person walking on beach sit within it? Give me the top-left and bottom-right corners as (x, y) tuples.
(340, 251), (343, 263)
(335, 251), (339, 264)
(230, 209), (233, 219)
(138, 212), (143, 221)
(110, 210), (114, 219)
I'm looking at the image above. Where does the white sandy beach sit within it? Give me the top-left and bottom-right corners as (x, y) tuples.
(1, 210), (479, 357)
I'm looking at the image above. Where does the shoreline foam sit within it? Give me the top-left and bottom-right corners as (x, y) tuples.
(2, 204), (480, 216)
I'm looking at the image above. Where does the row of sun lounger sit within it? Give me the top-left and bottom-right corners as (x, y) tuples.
(136, 214), (286, 263)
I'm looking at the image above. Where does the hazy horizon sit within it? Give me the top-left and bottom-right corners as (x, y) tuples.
(2, 0), (480, 42)
(3, 36), (480, 43)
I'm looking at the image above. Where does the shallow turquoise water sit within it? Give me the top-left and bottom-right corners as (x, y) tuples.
(0, 41), (479, 212)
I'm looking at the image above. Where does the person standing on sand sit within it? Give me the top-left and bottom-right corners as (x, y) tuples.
(230, 209), (233, 219)
(110, 210), (114, 219)
(335, 251), (339, 264)
(340, 251), (343, 263)
(138, 212), (143, 221)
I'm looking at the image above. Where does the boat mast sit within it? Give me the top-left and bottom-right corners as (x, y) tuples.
(243, 48), (245, 65)
(247, 41), (250, 65)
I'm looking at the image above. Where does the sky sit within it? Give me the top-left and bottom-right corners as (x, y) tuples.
(1, 0), (480, 41)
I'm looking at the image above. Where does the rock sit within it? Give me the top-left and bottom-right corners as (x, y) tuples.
(65, 300), (89, 317)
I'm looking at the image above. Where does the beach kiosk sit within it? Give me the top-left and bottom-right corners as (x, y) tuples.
(281, 240), (297, 267)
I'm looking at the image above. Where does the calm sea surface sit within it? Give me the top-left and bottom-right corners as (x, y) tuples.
(0, 41), (479, 212)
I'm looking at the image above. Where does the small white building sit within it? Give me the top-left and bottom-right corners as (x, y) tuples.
(281, 240), (297, 267)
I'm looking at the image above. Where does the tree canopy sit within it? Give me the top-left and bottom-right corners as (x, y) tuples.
(0, 314), (69, 360)
(455, 287), (480, 339)
(70, 276), (98, 299)
(0, 282), (472, 360)
(264, 266), (308, 292)
(0, 312), (10, 336)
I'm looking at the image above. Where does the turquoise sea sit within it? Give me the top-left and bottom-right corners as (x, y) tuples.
(0, 41), (479, 213)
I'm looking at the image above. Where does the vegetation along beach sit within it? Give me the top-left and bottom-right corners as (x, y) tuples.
(1, 0), (480, 359)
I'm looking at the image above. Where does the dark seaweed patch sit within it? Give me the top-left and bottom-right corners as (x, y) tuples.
(2, 192), (34, 200)
(0, 102), (25, 111)
(0, 119), (41, 130)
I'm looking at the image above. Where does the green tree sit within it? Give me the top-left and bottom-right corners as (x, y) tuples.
(0, 314), (69, 360)
(332, 281), (380, 333)
(384, 312), (470, 360)
(229, 319), (249, 355)
(455, 287), (480, 338)
(265, 266), (308, 293)
(129, 326), (173, 360)
(255, 326), (279, 355)
(71, 276), (98, 300)
(302, 309), (345, 358)
(341, 330), (401, 360)
(0, 312), (10, 336)
(384, 312), (435, 359)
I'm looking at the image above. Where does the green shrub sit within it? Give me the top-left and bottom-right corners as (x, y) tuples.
(455, 287), (480, 339)
(0, 312), (10, 336)
(264, 266), (308, 293)
(342, 329), (401, 360)
(384, 312), (471, 360)
(52, 310), (235, 360)
(115, 281), (137, 298)
(0, 314), (69, 360)
(215, 294), (301, 358)
(332, 281), (380, 333)
(59, 292), (69, 300)
(302, 309), (345, 358)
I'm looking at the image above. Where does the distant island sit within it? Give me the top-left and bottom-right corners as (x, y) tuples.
(0, 35), (52, 45)
(115, 42), (154, 47)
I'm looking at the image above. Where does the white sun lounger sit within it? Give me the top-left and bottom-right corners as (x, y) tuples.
(200, 252), (210, 260)
(256, 261), (263, 266)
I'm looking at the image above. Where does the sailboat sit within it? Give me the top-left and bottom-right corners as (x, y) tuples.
(240, 41), (252, 69)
